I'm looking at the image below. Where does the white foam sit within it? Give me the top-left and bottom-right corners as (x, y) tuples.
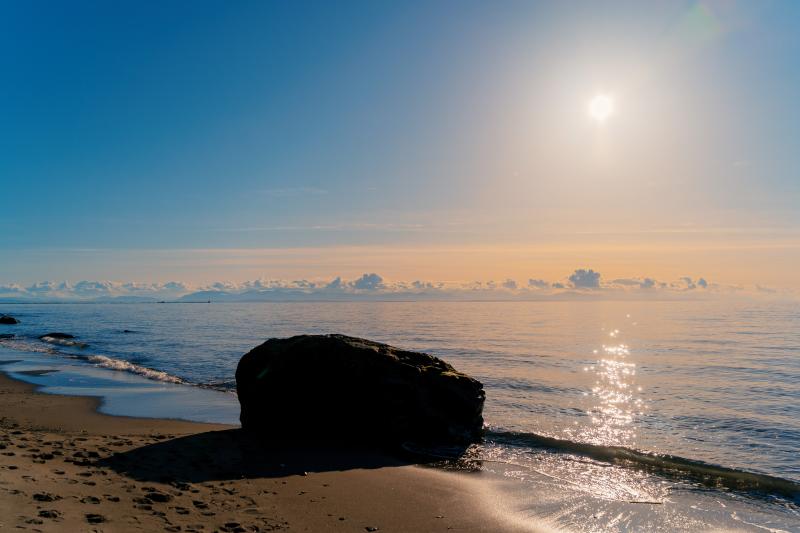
(0, 338), (57, 354)
(39, 336), (87, 348)
(86, 355), (184, 384)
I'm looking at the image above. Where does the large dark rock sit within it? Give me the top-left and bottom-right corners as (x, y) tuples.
(235, 334), (485, 446)
(0, 315), (19, 325)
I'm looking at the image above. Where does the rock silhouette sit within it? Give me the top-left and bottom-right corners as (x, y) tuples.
(236, 334), (485, 447)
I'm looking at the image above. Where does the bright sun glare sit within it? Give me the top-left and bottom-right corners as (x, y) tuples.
(588, 94), (615, 122)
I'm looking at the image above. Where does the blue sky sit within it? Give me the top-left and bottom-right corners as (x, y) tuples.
(1, 1), (799, 290)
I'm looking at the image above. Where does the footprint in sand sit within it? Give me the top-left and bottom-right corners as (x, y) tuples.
(145, 491), (173, 502)
(81, 495), (101, 504)
(85, 513), (106, 524)
(33, 492), (61, 502)
(38, 509), (61, 519)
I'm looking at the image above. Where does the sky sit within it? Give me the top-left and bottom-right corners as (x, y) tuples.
(1, 1), (799, 298)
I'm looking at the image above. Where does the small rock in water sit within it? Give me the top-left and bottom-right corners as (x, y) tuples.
(0, 315), (19, 325)
(38, 332), (75, 339)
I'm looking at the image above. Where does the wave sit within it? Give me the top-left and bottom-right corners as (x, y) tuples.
(0, 338), (58, 354)
(484, 429), (800, 501)
(199, 379), (237, 391)
(83, 354), (184, 384)
(0, 336), (185, 386)
(38, 335), (89, 348)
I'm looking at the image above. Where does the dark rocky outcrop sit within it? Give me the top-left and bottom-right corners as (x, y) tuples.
(235, 334), (485, 447)
(0, 333), (14, 339)
(0, 315), (19, 325)
(38, 332), (75, 340)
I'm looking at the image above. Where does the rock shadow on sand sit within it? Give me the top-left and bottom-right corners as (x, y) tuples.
(99, 429), (431, 484)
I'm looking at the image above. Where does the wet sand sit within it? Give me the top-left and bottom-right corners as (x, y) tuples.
(0, 372), (530, 532)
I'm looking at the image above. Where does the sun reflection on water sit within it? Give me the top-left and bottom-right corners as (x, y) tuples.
(577, 334), (647, 448)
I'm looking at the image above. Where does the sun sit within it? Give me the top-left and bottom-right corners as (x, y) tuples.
(588, 94), (615, 122)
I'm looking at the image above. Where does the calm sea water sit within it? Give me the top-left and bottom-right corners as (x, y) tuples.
(1, 300), (798, 531)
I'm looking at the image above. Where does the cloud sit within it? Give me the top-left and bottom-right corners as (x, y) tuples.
(326, 277), (344, 290)
(0, 284), (26, 295)
(611, 277), (656, 289)
(528, 279), (549, 289)
(569, 269), (601, 289)
(351, 273), (384, 291)
(72, 280), (115, 296)
(0, 271), (777, 302)
(26, 281), (63, 294)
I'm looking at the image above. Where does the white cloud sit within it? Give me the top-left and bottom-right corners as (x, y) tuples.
(0, 271), (780, 302)
(0, 284), (26, 295)
(72, 280), (115, 296)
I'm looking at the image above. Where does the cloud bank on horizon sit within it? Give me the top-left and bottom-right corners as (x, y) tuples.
(0, 269), (785, 302)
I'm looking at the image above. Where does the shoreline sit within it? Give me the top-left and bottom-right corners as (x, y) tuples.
(0, 371), (534, 532)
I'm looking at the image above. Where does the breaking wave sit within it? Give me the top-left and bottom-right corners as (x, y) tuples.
(38, 335), (89, 348)
(485, 429), (800, 501)
(0, 335), (185, 386)
(84, 354), (184, 384)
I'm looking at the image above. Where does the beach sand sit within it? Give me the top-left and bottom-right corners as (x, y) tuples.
(0, 372), (530, 532)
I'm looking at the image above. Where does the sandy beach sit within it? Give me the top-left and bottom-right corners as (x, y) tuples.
(0, 372), (530, 532)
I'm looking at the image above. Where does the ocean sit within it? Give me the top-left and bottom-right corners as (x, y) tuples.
(1, 300), (798, 531)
